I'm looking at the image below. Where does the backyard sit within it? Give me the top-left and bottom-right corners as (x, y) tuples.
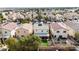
(40, 40), (48, 47)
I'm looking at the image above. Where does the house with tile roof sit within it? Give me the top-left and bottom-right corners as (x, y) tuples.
(0, 22), (18, 39)
(15, 23), (33, 38)
(65, 21), (79, 32)
(50, 22), (75, 39)
(64, 12), (79, 20)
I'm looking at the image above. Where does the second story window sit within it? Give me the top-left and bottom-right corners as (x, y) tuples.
(69, 19), (72, 21)
(63, 31), (66, 33)
(57, 31), (60, 33)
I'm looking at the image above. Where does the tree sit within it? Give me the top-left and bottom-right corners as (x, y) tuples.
(0, 13), (6, 23)
(25, 35), (41, 51)
(75, 9), (79, 14)
(17, 18), (31, 24)
(36, 9), (43, 20)
(5, 35), (41, 51)
(5, 37), (18, 51)
(75, 32), (79, 40)
(43, 16), (48, 21)
(15, 36), (28, 51)
(0, 42), (3, 47)
(18, 35), (41, 51)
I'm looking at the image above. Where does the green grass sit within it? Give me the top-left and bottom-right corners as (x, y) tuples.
(41, 41), (48, 47)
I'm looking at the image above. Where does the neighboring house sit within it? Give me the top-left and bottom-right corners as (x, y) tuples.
(33, 22), (49, 39)
(15, 23), (33, 38)
(50, 22), (75, 39)
(40, 9), (55, 20)
(55, 14), (64, 21)
(64, 12), (79, 20)
(0, 22), (18, 39)
(65, 21), (79, 32)
(2, 11), (25, 21)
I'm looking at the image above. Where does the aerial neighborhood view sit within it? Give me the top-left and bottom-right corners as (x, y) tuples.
(0, 7), (79, 51)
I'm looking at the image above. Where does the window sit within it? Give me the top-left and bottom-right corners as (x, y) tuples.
(57, 31), (60, 33)
(44, 13), (46, 15)
(47, 30), (48, 32)
(41, 30), (43, 32)
(4, 38), (7, 40)
(63, 31), (66, 33)
(69, 19), (72, 21)
(24, 31), (26, 33)
(54, 35), (56, 38)
(74, 18), (77, 20)
(59, 35), (62, 39)
(5, 31), (7, 33)
(38, 24), (42, 26)
(21, 35), (24, 37)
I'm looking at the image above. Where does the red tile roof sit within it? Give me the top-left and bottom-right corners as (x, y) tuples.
(0, 22), (17, 31)
(50, 22), (68, 30)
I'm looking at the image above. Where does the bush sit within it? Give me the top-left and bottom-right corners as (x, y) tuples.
(17, 18), (31, 24)
(75, 32), (79, 40)
(5, 35), (41, 51)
